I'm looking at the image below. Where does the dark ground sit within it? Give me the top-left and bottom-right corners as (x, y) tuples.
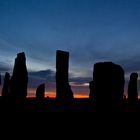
(0, 96), (139, 138)
(0, 97), (140, 114)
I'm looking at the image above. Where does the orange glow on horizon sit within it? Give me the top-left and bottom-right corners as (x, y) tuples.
(27, 88), (89, 98)
(0, 87), (140, 99)
(20, 88), (140, 99)
(28, 89), (56, 98)
(73, 94), (89, 98)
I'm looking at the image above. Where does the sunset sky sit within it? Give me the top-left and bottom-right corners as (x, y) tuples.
(0, 0), (140, 98)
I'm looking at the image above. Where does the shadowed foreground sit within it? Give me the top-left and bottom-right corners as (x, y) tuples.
(0, 97), (140, 114)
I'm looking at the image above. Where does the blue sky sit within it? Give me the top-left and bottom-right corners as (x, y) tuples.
(0, 0), (140, 96)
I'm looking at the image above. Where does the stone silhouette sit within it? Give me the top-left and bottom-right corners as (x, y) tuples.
(56, 50), (73, 100)
(2, 72), (10, 97)
(128, 73), (138, 101)
(89, 81), (94, 99)
(9, 52), (28, 100)
(92, 62), (125, 104)
(36, 84), (45, 99)
(0, 50), (140, 113)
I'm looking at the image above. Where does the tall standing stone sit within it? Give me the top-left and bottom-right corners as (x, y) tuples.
(128, 73), (138, 101)
(56, 50), (73, 100)
(10, 52), (28, 99)
(2, 72), (10, 97)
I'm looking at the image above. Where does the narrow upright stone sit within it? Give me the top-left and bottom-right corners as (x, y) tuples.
(128, 72), (138, 101)
(56, 50), (73, 100)
(2, 72), (10, 97)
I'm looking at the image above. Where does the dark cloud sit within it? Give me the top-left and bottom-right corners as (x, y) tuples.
(69, 77), (92, 84)
(29, 69), (55, 82)
(0, 62), (11, 72)
(117, 55), (140, 73)
(28, 69), (90, 96)
(29, 69), (92, 85)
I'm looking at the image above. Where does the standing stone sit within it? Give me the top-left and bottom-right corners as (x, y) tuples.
(10, 52), (28, 99)
(93, 62), (125, 104)
(128, 73), (138, 101)
(2, 72), (10, 97)
(36, 84), (45, 99)
(56, 50), (73, 100)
